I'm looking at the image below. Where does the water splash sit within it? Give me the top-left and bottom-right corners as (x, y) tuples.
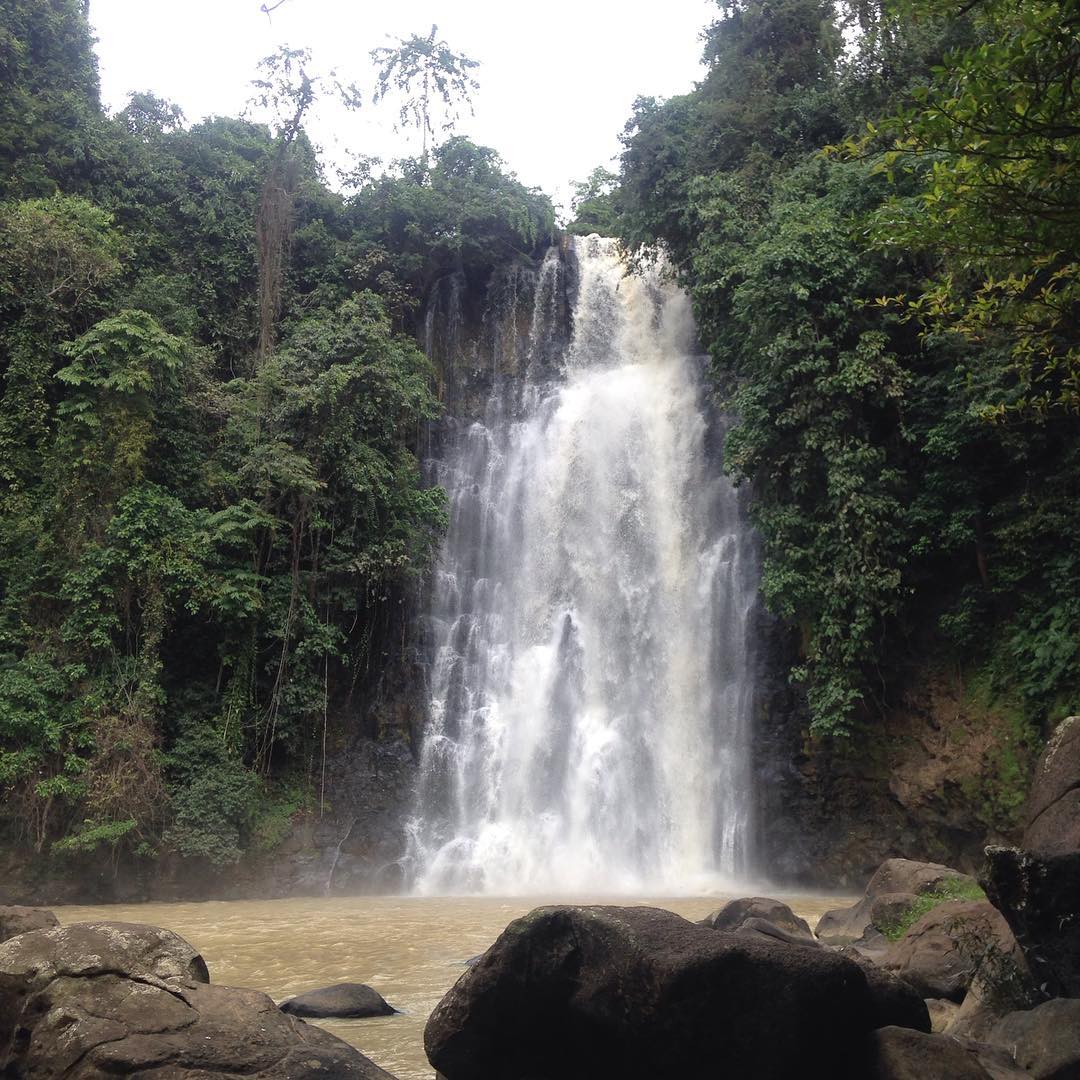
(408, 236), (758, 894)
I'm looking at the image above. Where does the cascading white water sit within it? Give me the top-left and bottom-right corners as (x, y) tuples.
(408, 235), (758, 894)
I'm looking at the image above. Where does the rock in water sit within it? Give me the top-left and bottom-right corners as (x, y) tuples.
(0, 921), (398, 1079)
(281, 981), (396, 1018)
(699, 896), (817, 944)
(0, 905), (58, 943)
(424, 905), (929, 1080)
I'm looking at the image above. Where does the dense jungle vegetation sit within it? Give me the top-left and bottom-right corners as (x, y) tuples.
(1, 0), (1077, 876)
(0, 0), (554, 868)
(584, 0), (1079, 741)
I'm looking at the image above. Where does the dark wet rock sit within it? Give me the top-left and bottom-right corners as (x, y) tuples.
(988, 997), (1080, 1079)
(983, 845), (1080, 997)
(280, 981), (396, 1018)
(882, 901), (1023, 1002)
(424, 904), (929, 1080)
(835, 945), (932, 1032)
(699, 896), (817, 944)
(0, 905), (58, 943)
(1023, 715), (1080, 857)
(0, 920), (210, 986)
(0, 921), (397, 1079)
(865, 1026), (995, 1079)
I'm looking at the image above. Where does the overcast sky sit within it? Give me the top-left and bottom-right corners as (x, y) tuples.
(88, 0), (717, 211)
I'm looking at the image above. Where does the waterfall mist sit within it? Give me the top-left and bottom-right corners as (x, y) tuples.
(407, 236), (758, 894)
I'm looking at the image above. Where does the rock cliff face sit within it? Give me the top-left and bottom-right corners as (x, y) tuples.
(755, 627), (1038, 888)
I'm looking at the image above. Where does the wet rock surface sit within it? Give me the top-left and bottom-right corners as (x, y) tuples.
(699, 895), (817, 944)
(424, 904), (929, 1080)
(0, 921), (398, 1079)
(0, 904), (58, 943)
(280, 981), (396, 1018)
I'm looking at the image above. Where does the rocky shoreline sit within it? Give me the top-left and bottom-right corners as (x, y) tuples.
(1, 716), (1075, 1078)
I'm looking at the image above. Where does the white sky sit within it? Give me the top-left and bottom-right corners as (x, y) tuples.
(89, 0), (717, 213)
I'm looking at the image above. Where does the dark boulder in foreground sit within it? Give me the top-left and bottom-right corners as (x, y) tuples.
(424, 904), (929, 1080)
(281, 981), (396, 1018)
(700, 895), (817, 945)
(0, 904), (58, 943)
(0, 921), (398, 1079)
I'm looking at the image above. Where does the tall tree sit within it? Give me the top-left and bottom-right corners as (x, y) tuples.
(371, 25), (479, 165)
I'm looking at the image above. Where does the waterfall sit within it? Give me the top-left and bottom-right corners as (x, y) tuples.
(407, 235), (758, 895)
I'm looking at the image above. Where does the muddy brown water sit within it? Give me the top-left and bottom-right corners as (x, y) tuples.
(55, 892), (853, 1080)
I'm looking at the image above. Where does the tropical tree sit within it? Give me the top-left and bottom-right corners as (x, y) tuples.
(371, 24), (479, 164)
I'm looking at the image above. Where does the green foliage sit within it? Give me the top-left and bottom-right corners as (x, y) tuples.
(616, 0), (1080, 737)
(861, 0), (1080, 414)
(53, 818), (137, 856)
(879, 877), (987, 941)
(567, 168), (620, 237)
(0, 8), (556, 870)
(0, 0), (100, 198)
(346, 137), (555, 303)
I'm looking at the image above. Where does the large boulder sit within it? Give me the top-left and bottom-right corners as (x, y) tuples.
(0, 905), (58, 943)
(0, 920), (210, 989)
(868, 859), (980, 898)
(988, 997), (1080, 1080)
(424, 905), (929, 1080)
(700, 896), (817, 945)
(864, 1026), (996, 1079)
(816, 859), (978, 950)
(882, 901), (1024, 1002)
(833, 946), (935, 1032)
(1023, 715), (1080, 857)
(280, 981), (396, 1018)
(981, 717), (1080, 998)
(983, 845), (1080, 997)
(0, 921), (397, 1079)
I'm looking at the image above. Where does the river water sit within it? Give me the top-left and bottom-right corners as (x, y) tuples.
(55, 891), (849, 1079)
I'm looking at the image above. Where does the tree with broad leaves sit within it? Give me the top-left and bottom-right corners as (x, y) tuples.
(371, 25), (479, 165)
